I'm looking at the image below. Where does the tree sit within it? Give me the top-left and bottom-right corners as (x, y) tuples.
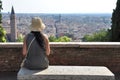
(16, 34), (24, 42)
(83, 29), (110, 42)
(56, 36), (72, 42)
(0, 0), (2, 23)
(111, 0), (120, 41)
(49, 36), (57, 42)
(0, 0), (6, 42)
(49, 36), (72, 42)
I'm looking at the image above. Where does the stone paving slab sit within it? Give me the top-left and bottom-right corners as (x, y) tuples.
(17, 66), (115, 80)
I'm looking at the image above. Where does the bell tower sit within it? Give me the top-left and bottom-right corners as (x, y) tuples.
(10, 6), (17, 42)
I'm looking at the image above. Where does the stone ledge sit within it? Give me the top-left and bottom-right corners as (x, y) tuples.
(0, 42), (120, 48)
(50, 42), (120, 48)
(0, 42), (23, 48)
(17, 66), (115, 80)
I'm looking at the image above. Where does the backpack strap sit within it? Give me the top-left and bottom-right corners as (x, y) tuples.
(27, 37), (35, 54)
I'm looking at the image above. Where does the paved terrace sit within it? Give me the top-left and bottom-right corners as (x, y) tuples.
(0, 42), (120, 80)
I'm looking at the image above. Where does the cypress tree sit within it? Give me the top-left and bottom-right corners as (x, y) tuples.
(0, 0), (2, 23)
(111, 0), (120, 41)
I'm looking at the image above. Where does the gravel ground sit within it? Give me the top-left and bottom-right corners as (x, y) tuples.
(0, 72), (17, 80)
(0, 72), (119, 80)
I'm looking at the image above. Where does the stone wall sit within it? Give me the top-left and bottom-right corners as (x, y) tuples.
(0, 42), (120, 73)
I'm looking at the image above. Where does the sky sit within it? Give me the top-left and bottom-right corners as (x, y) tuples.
(2, 0), (117, 14)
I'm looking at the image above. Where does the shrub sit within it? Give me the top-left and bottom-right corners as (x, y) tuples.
(49, 36), (72, 42)
(83, 29), (110, 42)
(16, 34), (24, 42)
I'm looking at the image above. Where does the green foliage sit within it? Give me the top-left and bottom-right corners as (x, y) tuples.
(0, 0), (6, 42)
(49, 36), (72, 42)
(56, 36), (72, 42)
(0, 26), (6, 42)
(49, 36), (57, 42)
(83, 29), (110, 42)
(16, 34), (24, 42)
(0, 0), (2, 23)
(111, 0), (120, 41)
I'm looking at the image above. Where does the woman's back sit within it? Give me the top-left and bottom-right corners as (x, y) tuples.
(23, 33), (49, 70)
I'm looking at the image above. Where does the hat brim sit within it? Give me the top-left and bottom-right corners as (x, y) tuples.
(30, 23), (46, 31)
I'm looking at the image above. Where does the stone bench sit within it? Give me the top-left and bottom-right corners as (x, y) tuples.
(17, 66), (115, 80)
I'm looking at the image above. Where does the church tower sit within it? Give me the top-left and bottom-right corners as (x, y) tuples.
(10, 6), (17, 42)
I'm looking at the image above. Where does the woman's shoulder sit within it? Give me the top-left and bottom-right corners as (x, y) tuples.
(26, 33), (34, 38)
(42, 33), (48, 39)
(27, 33), (34, 36)
(24, 33), (34, 40)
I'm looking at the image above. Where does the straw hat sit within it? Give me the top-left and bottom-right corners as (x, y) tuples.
(30, 17), (46, 31)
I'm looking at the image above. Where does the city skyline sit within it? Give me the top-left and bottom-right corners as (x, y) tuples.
(2, 0), (117, 14)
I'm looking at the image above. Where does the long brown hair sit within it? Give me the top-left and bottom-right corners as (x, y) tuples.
(31, 31), (45, 50)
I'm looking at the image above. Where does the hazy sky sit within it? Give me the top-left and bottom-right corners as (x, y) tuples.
(2, 0), (117, 13)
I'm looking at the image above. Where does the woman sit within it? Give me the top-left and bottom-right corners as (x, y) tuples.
(21, 17), (50, 70)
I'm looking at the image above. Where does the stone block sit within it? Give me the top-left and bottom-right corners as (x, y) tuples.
(17, 66), (115, 80)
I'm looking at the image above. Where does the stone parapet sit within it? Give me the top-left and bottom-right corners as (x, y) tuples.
(50, 42), (120, 48)
(1, 42), (120, 48)
(0, 42), (120, 73)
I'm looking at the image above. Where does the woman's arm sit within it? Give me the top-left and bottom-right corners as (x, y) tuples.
(22, 36), (27, 56)
(44, 34), (50, 56)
